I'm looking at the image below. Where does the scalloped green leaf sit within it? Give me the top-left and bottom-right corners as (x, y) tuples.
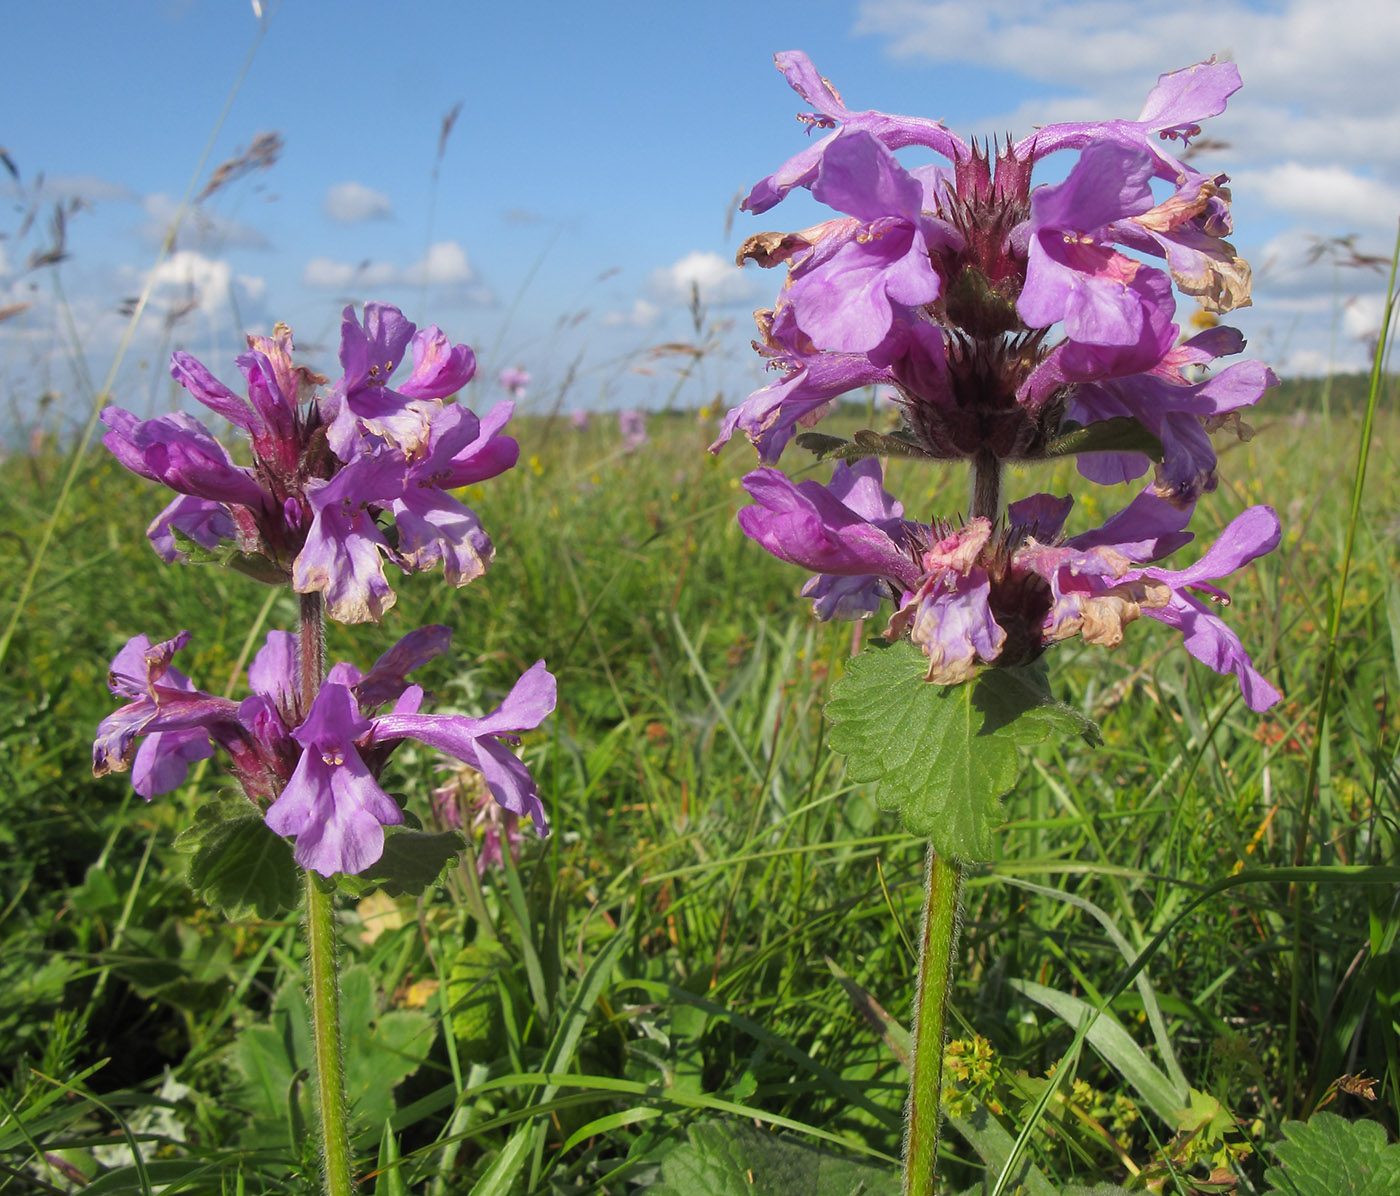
(1045, 416), (1163, 461)
(1262, 1111), (1400, 1196)
(825, 642), (1099, 861)
(336, 827), (465, 898)
(644, 1119), (895, 1196)
(174, 791), (298, 919)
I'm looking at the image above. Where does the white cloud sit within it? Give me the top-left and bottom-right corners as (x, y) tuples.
(145, 250), (265, 317)
(303, 257), (397, 290)
(854, 1), (1400, 208)
(302, 241), (476, 291)
(1342, 293), (1393, 344)
(1232, 163), (1400, 229)
(0, 173), (135, 204)
(850, 0), (1400, 377)
(647, 250), (758, 306)
(138, 193), (270, 251)
(602, 298), (660, 328)
(323, 181), (393, 224)
(402, 241), (472, 285)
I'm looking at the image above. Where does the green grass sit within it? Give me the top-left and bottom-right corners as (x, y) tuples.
(2, 380), (1400, 1193)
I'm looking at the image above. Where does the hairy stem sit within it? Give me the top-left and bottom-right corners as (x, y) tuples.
(969, 446), (1002, 524)
(299, 593), (355, 1196)
(903, 845), (964, 1195)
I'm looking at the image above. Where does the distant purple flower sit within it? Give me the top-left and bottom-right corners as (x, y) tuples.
(101, 303), (515, 624)
(432, 764), (524, 875)
(498, 366), (531, 399)
(95, 626), (557, 876)
(618, 409), (648, 450)
(571, 409), (591, 432)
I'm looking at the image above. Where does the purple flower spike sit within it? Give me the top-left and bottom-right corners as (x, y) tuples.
(721, 52), (1270, 468)
(104, 302), (518, 625)
(717, 50), (1279, 708)
(498, 366), (530, 399)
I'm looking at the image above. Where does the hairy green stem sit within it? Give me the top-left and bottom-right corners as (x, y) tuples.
(903, 845), (964, 1195)
(299, 593), (355, 1196)
(306, 873), (354, 1194)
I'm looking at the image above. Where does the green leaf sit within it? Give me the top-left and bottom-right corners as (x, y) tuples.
(975, 662), (1102, 748)
(1044, 416), (1163, 461)
(336, 828), (465, 898)
(1007, 979), (1186, 1122)
(1262, 1111), (1400, 1196)
(447, 939), (510, 1062)
(174, 790), (298, 919)
(231, 964), (434, 1145)
(644, 1119), (897, 1196)
(825, 642), (1098, 861)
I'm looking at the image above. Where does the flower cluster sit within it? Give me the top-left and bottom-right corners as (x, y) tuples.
(93, 626), (555, 876)
(102, 303), (517, 624)
(716, 52), (1280, 710)
(97, 303), (558, 877)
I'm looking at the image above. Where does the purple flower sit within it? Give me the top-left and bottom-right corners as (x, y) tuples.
(498, 366), (531, 399)
(738, 460), (921, 619)
(718, 51), (1271, 488)
(325, 303), (477, 459)
(102, 303), (516, 624)
(93, 632), (228, 798)
(370, 660), (558, 834)
(737, 463), (1280, 709)
(618, 409), (648, 450)
(95, 626), (558, 876)
(717, 51), (1280, 711)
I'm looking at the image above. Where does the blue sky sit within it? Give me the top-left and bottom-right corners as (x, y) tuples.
(3, 0), (1397, 430)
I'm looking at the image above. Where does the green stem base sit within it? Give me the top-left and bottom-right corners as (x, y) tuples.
(306, 871), (356, 1195)
(903, 846), (965, 1196)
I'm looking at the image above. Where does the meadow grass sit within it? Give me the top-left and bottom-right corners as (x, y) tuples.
(2, 381), (1399, 1193)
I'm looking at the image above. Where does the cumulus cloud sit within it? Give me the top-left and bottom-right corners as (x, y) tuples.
(302, 241), (481, 294)
(853, 1), (1400, 198)
(402, 241), (472, 286)
(0, 173), (134, 204)
(851, 0), (1400, 375)
(602, 298), (660, 328)
(1232, 163), (1400, 229)
(303, 258), (398, 290)
(323, 181), (393, 224)
(145, 250), (265, 315)
(647, 250), (758, 306)
(138, 193), (271, 251)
